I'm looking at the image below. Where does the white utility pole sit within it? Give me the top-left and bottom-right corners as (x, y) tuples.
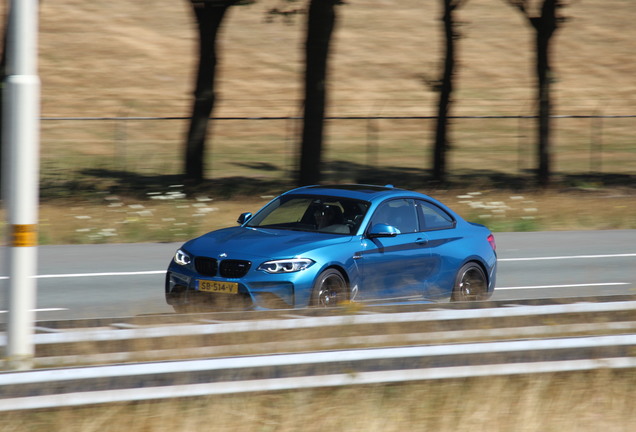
(2, 0), (41, 370)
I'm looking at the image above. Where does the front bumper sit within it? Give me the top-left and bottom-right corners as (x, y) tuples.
(165, 263), (318, 310)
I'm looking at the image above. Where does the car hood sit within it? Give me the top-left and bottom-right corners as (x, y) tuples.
(183, 226), (353, 259)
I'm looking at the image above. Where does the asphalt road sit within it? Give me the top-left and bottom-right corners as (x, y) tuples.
(1, 230), (635, 321)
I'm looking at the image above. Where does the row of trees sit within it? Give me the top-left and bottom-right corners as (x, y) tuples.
(180, 1), (571, 187)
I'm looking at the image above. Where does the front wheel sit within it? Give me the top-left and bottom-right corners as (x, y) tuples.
(310, 269), (348, 307)
(451, 262), (487, 302)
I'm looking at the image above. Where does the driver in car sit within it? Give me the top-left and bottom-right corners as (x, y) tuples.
(314, 205), (341, 229)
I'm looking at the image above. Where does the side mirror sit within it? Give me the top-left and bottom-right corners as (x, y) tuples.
(237, 212), (252, 225)
(368, 223), (400, 238)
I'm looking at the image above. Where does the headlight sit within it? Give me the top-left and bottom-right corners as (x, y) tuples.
(258, 258), (315, 274)
(174, 249), (192, 266)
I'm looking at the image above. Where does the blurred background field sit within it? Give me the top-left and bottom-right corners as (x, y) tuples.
(22, 186), (635, 245)
(30, 0), (636, 117)
(0, 0), (633, 244)
(33, 0), (634, 185)
(3, 0), (636, 244)
(38, 115), (634, 187)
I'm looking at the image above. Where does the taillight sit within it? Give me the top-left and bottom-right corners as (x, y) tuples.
(487, 233), (496, 251)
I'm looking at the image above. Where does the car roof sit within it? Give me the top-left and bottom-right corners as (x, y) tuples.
(284, 184), (413, 202)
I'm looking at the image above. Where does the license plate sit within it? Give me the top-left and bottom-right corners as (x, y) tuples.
(198, 280), (239, 294)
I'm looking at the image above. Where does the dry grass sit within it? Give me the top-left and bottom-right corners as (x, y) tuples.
(3, 370), (635, 432)
(30, 0), (635, 117)
(16, 187), (631, 245)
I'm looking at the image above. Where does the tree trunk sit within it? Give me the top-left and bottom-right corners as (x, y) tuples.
(184, 3), (229, 184)
(298, 0), (337, 186)
(432, 0), (457, 183)
(531, 0), (557, 187)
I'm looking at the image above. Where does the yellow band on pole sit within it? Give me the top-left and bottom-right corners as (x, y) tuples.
(11, 224), (38, 247)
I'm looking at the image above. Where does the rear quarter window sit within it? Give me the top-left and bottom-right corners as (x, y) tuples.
(416, 200), (455, 231)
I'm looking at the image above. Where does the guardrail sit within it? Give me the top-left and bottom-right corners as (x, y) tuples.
(1, 298), (635, 411)
(1, 298), (635, 366)
(1, 335), (635, 412)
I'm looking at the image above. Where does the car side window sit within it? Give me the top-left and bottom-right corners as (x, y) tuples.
(416, 200), (455, 231)
(370, 199), (418, 234)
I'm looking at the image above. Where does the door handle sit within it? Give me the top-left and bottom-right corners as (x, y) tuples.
(415, 238), (428, 245)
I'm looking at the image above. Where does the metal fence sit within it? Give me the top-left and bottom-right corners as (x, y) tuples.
(2, 300), (636, 411)
(40, 114), (635, 186)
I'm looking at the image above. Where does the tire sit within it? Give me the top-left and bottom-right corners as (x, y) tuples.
(451, 262), (487, 302)
(310, 269), (348, 307)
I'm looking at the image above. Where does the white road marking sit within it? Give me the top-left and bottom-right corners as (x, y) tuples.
(500, 253), (636, 262)
(36, 270), (167, 279)
(497, 282), (629, 291)
(0, 253), (631, 284)
(0, 253), (628, 318)
(0, 308), (68, 314)
(0, 270), (166, 280)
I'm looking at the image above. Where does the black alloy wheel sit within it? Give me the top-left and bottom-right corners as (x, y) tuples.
(311, 269), (348, 307)
(451, 262), (487, 302)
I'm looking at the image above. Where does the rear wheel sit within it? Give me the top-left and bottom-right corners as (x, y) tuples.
(310, 269), (348, 307)
(451, 262), (487, 302)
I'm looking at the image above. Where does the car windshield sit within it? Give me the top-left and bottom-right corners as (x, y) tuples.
(246, 195), (370, 235)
